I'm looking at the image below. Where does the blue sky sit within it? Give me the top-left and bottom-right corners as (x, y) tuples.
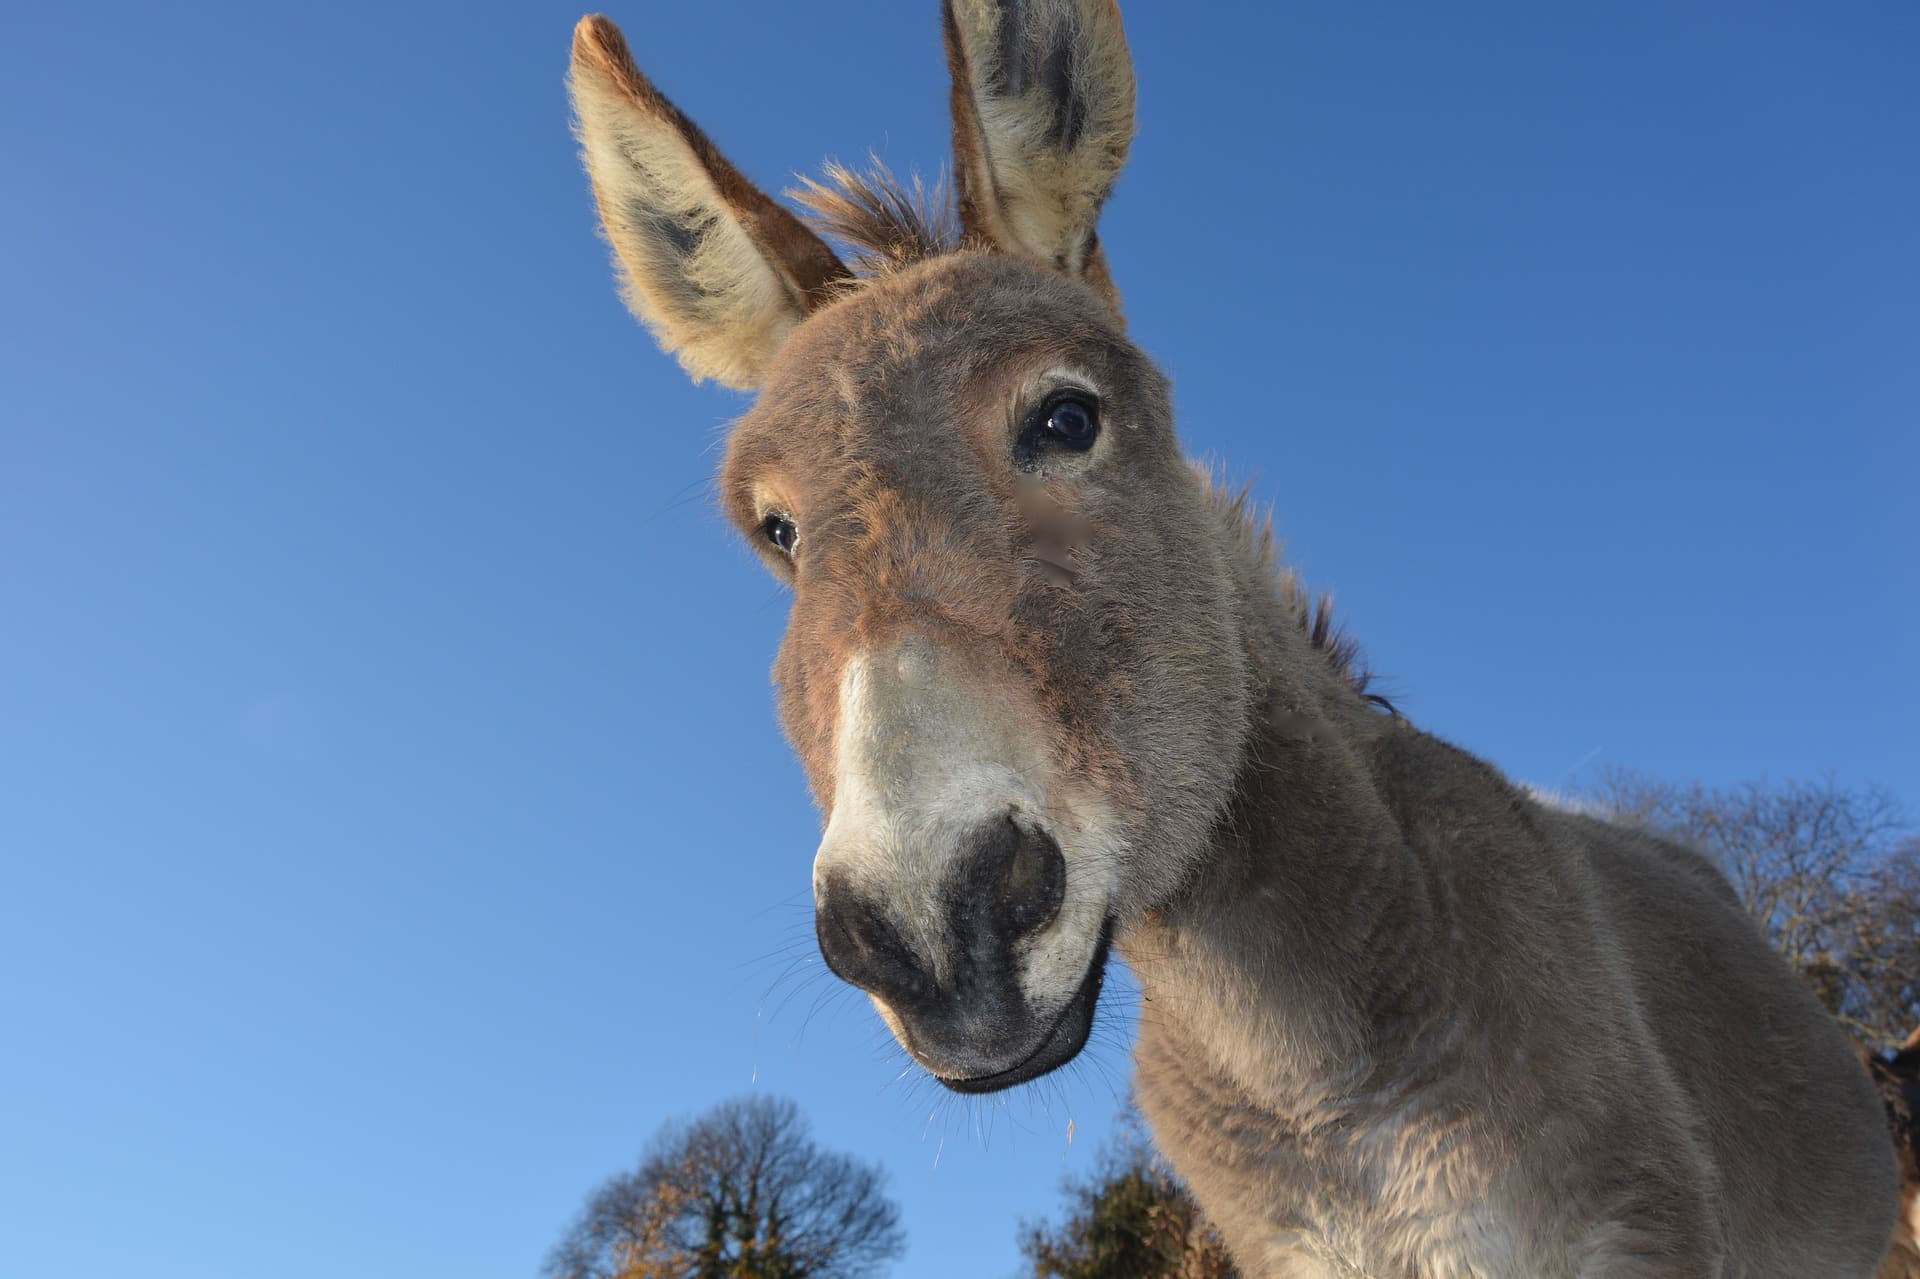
(2, 2), (1914, 1276)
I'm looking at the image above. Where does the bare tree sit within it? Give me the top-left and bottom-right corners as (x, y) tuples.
(546, 1096), (904, 1279)
(1585, 770), (1917, 1052)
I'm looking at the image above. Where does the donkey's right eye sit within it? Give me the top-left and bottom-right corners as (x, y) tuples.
(1016, 390), (1104, 471)
(1043, 396), (1100, 449)
(762, 515), (798, 555)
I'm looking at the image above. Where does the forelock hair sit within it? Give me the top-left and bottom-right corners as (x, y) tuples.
(790, 160), (963, 284)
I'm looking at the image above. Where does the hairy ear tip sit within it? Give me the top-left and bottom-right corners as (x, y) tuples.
(571, 15), (631, 76)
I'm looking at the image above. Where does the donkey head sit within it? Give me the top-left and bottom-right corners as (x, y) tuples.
(572, 1), (1254, 1092)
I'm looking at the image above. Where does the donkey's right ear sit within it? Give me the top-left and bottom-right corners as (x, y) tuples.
(569, 15), (849, 389)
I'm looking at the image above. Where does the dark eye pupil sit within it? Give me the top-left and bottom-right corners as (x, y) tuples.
(764, 516), (796, 554)
(1045, 398), (1098, 447)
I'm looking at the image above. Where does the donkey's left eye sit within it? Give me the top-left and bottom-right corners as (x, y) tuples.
(762, 515), (798, 555)
(1044, 396), (1100, 449)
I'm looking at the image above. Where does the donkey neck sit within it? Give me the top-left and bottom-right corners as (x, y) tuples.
(1120, 545), (1453, 1122)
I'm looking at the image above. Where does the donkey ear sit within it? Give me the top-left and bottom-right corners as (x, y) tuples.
(569, 15), (850, 389)
(942, 0), (1136, 310)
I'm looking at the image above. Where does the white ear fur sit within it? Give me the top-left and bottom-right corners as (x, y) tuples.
(943, 0), (1136, 308)
(570, 16), (847, 389)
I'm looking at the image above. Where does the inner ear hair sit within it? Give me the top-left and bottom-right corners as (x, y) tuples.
(570, 15), (849, 388)
(943, 0), (1137, 311)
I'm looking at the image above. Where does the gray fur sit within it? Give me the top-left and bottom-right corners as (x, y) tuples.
(1127, 628), (1902, 1274)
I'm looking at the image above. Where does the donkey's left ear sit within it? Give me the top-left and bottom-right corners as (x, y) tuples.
(570, 15), (849, 389)
(943, 0), (1137, 311)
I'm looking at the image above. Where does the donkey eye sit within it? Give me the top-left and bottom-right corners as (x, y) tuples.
(1043, 396), (1100, 449)
(1015, 389), (1105, 471)
(762, 515), (798, 555)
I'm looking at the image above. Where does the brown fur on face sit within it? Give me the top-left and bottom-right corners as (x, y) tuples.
(719, 251), (1258, 912)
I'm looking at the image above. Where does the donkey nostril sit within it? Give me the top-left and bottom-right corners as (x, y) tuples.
(816, 871), (929, 1005)
(1003, 824), (1046, 900)
(1000, 822), (1067, 938)
(827, 908), (868, 965)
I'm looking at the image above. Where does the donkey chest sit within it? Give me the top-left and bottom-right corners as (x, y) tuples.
(1249, 1187), (1525, 1279)
(1257, 1144), (1524, 1277)
(1135, 1042), (1533, 1278)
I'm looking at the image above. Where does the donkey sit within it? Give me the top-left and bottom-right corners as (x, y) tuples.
(566, 3), (1900, 1274)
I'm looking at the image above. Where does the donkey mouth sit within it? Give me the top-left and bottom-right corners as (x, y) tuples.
(937, 917), (1114, 1094)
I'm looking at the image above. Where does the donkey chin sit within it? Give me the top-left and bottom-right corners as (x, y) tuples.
(925, 914), (1117, 1095)
(809, 641), (1123, 1093)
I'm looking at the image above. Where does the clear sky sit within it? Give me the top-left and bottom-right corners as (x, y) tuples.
(2, 2), (1915, 1276)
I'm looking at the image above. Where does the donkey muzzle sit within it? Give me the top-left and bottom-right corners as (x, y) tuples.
(814, 817), (1106, 1090)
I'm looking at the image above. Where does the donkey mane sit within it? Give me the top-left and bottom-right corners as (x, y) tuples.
(790, 161), (961, 283)
(1207, 476), (1395, 714)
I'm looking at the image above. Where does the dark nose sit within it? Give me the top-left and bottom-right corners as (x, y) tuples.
(956, 816), (1067, 942)
(815, 818), (1067, 1008)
